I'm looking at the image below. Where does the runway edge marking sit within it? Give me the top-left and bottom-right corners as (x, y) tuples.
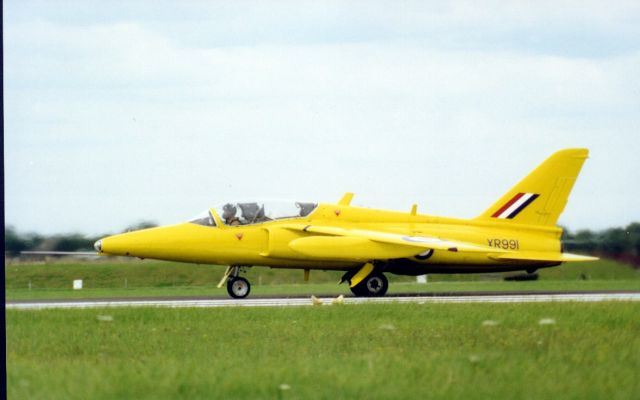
(6, 293), (640, 310)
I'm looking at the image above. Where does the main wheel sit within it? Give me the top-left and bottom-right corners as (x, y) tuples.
(350, 272), (388, 297)
(227, 277), (251, 299)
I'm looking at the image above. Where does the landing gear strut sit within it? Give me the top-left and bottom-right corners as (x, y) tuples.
(218, 266), (251, 299)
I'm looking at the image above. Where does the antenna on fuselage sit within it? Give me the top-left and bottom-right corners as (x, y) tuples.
(338, 192), (354, 206)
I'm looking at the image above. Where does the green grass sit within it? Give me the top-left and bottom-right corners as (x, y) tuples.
(5, 258), (639, 301)
(7, 302), (640, 399)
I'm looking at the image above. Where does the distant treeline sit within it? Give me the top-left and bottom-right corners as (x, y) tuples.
(4, 221), (157, 257)
(5, 222), (640, 266)
(562, 222), (640, 266)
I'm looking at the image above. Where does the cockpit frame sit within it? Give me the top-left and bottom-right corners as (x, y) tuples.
(189, 201), (318, 228)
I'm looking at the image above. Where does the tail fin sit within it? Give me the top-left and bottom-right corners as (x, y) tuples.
(476, 148), (589, 226)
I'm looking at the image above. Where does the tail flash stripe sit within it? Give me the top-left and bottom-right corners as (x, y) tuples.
(498, 193), (535, 219)
(505, 194), (539, 219)
(492, 193), (539, 219)
(491, 192), (525, 218)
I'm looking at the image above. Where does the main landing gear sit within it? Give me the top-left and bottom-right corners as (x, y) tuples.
(218, 266), (251, 299)
(341, 263), (389, 297)
(350, 272), (388, 297)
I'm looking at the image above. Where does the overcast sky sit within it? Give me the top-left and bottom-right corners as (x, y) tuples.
(5, 1), (640, 235)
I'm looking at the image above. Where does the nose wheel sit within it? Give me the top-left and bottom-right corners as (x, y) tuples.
(227, 276), (251, 298)
(218, 266), (252, 298)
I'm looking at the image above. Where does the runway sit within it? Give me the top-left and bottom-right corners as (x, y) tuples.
(7, 291), (640, 310)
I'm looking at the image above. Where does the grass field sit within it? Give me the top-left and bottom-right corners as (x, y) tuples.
(5, 258), (640, 300)
(7, 302), (640, 399)
(7, 259), (640, 398)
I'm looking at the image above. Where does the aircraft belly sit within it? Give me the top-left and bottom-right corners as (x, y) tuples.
(413, 251), (492, 265)
(386, 259), (558, 275)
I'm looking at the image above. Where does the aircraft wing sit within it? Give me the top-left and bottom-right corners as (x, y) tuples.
(280, 224), (492, 260)
(301, 225), (490, 252)
(281, 224), (596, 263)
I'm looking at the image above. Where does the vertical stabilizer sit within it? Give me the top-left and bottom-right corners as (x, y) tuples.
(476, 149), (589, 226)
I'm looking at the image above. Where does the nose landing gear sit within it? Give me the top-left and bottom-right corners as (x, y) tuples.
(228, 276), (251, 298)
(218, 266), (252, 299)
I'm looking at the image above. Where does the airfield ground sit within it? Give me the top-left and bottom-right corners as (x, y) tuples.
(6, 259), (640, 399)
(7, 302), (639, 399)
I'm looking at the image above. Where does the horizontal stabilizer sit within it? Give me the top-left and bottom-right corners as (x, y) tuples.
(490, 251), (598, 263)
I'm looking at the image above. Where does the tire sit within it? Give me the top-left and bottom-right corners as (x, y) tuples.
(349, 284), (366, 297)
(227, 277), (251, 299)
(350, 272), (388, 297)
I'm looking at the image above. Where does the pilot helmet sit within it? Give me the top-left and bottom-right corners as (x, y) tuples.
(222, 203), (237, 217)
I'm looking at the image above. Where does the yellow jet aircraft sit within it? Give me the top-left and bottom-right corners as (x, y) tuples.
(95, 148), (597, 298)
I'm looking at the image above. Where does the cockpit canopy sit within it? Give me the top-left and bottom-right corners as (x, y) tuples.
(216, 201), (317, 226)
(188, 201), (317, 227)
(188, 210), (216, 227)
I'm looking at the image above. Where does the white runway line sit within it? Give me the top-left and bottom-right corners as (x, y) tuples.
(6, 293), (640, 310)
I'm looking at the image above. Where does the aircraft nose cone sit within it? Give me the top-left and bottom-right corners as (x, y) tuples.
(94, 240), (102, 252)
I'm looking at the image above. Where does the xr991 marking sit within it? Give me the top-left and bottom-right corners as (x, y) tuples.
(488, 239), (519, 250)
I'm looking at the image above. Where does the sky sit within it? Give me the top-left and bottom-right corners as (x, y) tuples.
(4, 0), (640, 235)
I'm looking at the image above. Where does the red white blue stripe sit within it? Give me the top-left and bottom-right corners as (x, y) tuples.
(491, 192), (539, 219)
